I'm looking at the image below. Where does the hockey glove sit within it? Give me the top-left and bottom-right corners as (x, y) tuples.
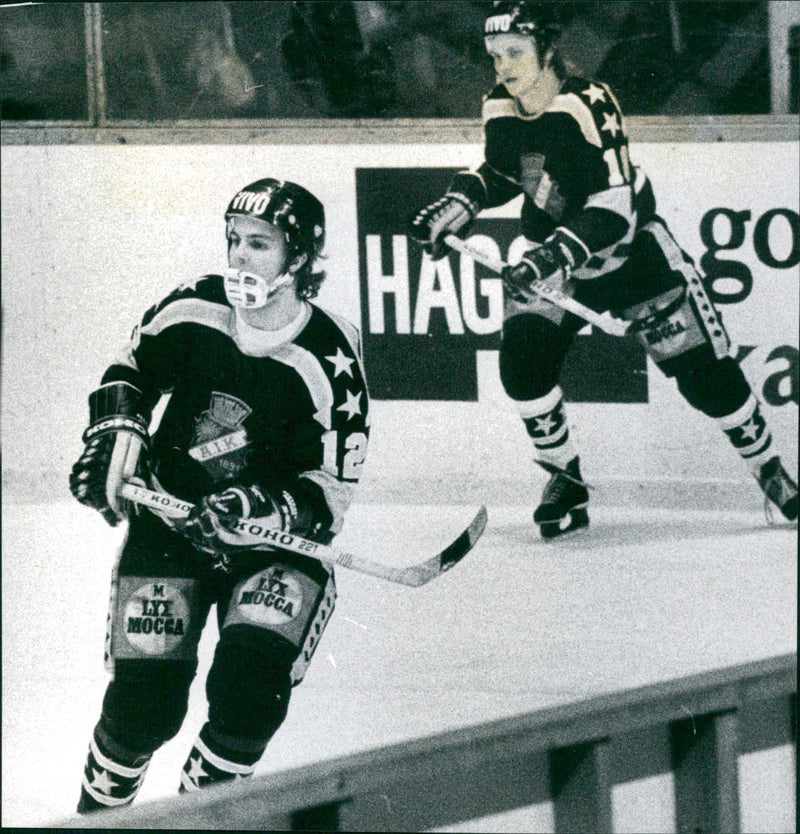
(177, 484), (301, 555)
(408, 173), (485, 261)
(502, 229), (591, 303)
(69, 382), (151, 526)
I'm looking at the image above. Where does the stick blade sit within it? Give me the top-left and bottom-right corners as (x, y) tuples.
(402, 505), (489, 587)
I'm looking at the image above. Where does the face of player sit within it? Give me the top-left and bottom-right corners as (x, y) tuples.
(485, 33), (554, 112)
(226, 214), (294, 283)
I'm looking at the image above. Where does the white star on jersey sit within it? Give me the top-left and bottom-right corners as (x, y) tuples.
(90, 768), (118, 794)
(325, 347), (355, 378)
(601, 111), (621, 138)
(337, 390), (362, 420)
(583, 83), (606, 104)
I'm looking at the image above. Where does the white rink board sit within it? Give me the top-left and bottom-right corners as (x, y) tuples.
(2, 139), (797, 830)
(2, 140), (797, 505)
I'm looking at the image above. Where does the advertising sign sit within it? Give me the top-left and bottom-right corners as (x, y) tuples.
(357, 167), (647, 402)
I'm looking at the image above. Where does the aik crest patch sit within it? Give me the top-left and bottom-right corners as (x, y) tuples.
(189, 392), (252, 480)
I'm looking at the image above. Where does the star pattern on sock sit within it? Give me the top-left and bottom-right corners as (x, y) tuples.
(89, 767), (119, 795)
(737, 418), (761, 442)
(534, 413), (558, 435)
(185, 754), (208, 788)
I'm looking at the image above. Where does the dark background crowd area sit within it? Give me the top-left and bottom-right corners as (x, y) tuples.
(0, 1), (791, 122)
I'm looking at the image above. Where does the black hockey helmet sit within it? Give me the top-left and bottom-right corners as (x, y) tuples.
(484, 1), (562, 50)
(225, 178), (326, 264)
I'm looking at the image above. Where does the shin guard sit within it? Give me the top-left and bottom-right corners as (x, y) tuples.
(77, 726), (151, 814)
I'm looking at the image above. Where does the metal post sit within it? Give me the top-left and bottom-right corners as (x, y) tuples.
(84, 3), (107, 125)
(550, 740), (613, 834)
(671, 710), (741, 833)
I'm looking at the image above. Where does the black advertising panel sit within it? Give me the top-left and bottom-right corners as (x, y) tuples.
(356, 168), (647, 402)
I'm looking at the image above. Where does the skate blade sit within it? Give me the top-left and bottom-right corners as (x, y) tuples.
(539, 508), (589, 541)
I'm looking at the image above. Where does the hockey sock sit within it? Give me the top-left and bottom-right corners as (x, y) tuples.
(517, 386), (578, 469)
(716, 394), (774, 474)
(179, 723), (263, 793)
(77, 725), (152, 813)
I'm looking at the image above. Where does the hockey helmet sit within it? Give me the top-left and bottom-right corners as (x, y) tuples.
(225, 178), (326, 264)
(484, 1), (562, 48)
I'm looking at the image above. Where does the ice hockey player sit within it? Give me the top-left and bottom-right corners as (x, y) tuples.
(69, 178), (370, 811)
(409, 0), (797, 538)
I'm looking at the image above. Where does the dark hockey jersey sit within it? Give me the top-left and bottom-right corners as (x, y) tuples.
(101, 275), (370, 536)
(464, 76), (656, 280)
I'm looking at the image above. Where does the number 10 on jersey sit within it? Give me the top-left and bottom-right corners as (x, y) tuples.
(321, 431), (368, 480)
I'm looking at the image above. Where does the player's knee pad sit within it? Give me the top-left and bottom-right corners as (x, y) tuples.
(499, 314), (573, 401)
(206, 627), (293, 744)
(100, 659), (197, 754)
(675, 354), (752, 418)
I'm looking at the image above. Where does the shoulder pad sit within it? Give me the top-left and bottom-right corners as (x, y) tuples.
(544, 78), (624, 149)
(484, 84), (512, 102)
(140, 274), (228, 330)
(174, 274), (222, 297)
(482, 85), (518, 123)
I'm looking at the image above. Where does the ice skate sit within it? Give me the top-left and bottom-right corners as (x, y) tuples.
(534, 456), (590, 539)
(755, 456), (798, 522)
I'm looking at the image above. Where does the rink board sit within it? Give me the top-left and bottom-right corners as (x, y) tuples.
(1, 139), (798, 504)
(1, 132), (798, 829)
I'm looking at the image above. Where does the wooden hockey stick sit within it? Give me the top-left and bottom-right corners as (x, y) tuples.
(119, 482), (488, 588)
(444, 234), (631, 337)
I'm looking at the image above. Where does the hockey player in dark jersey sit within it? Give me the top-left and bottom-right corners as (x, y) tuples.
(69, 178), (370, 811)
(410, 0), (797, 538)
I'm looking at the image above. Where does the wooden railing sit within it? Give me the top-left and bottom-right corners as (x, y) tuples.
(61, 653), (796, 832)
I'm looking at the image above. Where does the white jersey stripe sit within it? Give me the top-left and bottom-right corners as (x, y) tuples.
(141, 298), (233, 339)
(585, 185), (634, 221)
(114, 298), (232, 370)
(547, 93), (603, 147)
(269, 344), (335, 429)
(482, 97), (519, 122)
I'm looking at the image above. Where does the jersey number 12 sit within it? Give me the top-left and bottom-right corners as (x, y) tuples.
(321, 430), (368, 480)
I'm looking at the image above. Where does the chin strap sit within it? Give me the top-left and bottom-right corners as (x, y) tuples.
(223, 268), (294, 309)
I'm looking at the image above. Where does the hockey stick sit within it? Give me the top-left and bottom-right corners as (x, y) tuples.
(444, 234), (631, 337)
(118, 482), (488, 588)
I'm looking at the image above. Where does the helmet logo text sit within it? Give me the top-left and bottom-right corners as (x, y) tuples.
(230, 190), (274, 215)
(485, 14), (512, 34)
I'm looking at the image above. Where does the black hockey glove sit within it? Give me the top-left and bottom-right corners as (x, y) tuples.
(69, 382), (151, 526)
(177, 484), (301, 555)
(502, 229), (591, 303)
(408, 172), (485, 261)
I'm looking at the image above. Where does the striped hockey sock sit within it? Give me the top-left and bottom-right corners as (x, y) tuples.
(517, 386), (578, 469)
(179, 724), (261, 793)
(77, 726), (151, 813)
(716, 394), (773, 473)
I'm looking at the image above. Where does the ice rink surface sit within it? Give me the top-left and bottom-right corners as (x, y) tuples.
(2, 497), (796, 829)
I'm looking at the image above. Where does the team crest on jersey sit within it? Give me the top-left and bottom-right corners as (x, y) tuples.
(189, 392), (252, 480)
(520, 153), (566, 220)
